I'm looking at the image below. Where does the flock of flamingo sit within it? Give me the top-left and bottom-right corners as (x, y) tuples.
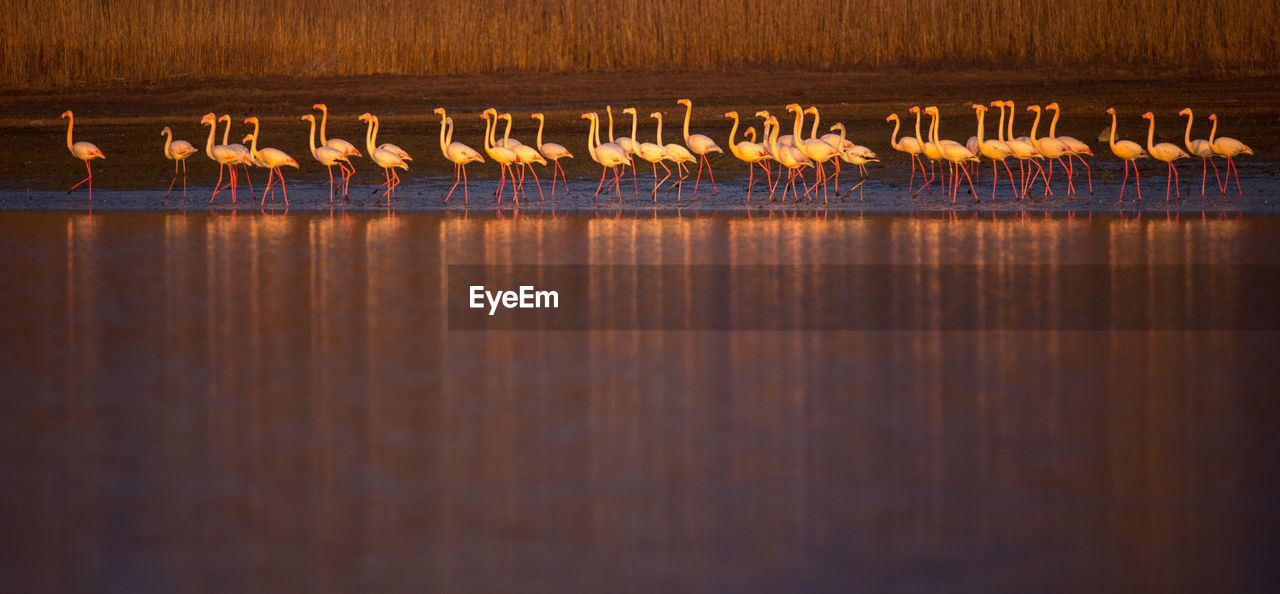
(58, 99), (1254, 206)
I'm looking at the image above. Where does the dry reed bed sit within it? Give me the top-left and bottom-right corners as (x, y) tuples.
(4, 0), (1277, 88)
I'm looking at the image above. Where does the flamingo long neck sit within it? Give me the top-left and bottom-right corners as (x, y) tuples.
(889, 117), (901, 150)
(163, 128), (173, 157)
(928, 111), (938, 145)
(606, 107), (616, 143)
(1145, 115), (1157, 153)
(482, 115), (493, 152)
(220, 116), (232, 145)
(584, 116), (596, 160)
(1006, 102), (1016, 141)
(535, 117), (545, 148)
(364, 118), (376, 156)
(727, 114), (740, 158)
(975, 110), (985, 145)
(655, 114), (663, 146)
(995, 105), (1006, 143)
(682, 102), (693, 143)
(438, 113), (449, 154)
(371, 117), (380, 147)
(319, 106), (331, 145)
(768, 118), (780, 155)
(204, 119), (216, 156)
(1182, 110), (1194, 149)
(65, 113), (74, 151)
(501, 117), (512, 146)
(1209, 116), (1218, 144)
(1048, 106), (1060, 138)
(249, 120), (261, 155)
(629, 111), (637, 143)
(791, 108), (804, 144)
(1028, 108), (1041, 144)
(912, 111), (925, 147)
(808, 110), (820, 139)
(1108, 111), (1119, 152)
(836, 124), (847, 146)
(306, 118), (318, 154)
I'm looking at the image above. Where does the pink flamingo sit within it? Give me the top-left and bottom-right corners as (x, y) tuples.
(61, 111), (105, 201)
(1207, 113), (1253, 196)
(725, 110), (771, 202)
(434, 108), (484, 204)
(161, 126), (198, 198)
(243, 117), (299, 206)
(202, 113), (246, 204)
(1141, 111), (1190, 201)
(531, 113), (573, 198)
(313, 104), (360, 195)
(677, 99), (723, 195)
(1105, 108), (1149, 201)
(301, 114), (351, 203)
(218, 115), (258, 199)
(359, 113), (409, 204)
(886, 113), (925, 195)
(1177, 108), (1222, 197)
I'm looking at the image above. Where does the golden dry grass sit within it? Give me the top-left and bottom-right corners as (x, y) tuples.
(4, 0), (1277, 88)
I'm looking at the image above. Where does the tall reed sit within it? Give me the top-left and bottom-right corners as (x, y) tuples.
(4, 0), (1276, 88)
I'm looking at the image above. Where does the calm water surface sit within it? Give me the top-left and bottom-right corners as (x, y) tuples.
(1, 210), (1277, 592)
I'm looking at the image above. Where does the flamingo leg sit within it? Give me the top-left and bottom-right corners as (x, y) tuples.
(463, 165), (470, 204)
(1230, 157), (1243, 195)
(960, 162), (977, 202)
(1165, 162), (1173, 201)
(68, 160), (94, 197)
(529, 165), (545, 201)
(446, 163), (460, 203)
(260, 168), (275, 206)
(1002, 160), (1017, 198)
(907, 154), (918, 195)
(630, 156), (638, 197)
(1119, 160), (1130, 201)
(278, 168), (289, 206)
(746, 163), (754, 202)
(594, 166), (608, 200)
(496, 164), (508, 203)
(326, 165), (334, 203)
(1172, 162), (1181, 199)
(230, 167), (238, 204)
(182, 159), (188, 198)
(991, 159), (998, 201)
(1135, 161), (1142, 201)
(1075, 153), (1093, 194)
(1057, 156), (1075, 196)
(241, 165), (257, 199)
(1201, 158), (1208, 197)
(511, 166), (521, 205)
(210, 163), (226, 203)
(612, 166), (623, 202)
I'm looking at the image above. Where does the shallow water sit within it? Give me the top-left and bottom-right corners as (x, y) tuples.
(1, 210), (1278, 592)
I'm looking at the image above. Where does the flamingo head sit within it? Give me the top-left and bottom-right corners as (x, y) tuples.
(161, 126), (171, 136)
(804, 106), (817, 115)
(201, 113), (216, 125)
(785, 103), (801, 112)
(886, 114), (898, 123)
(1026, 105), (1040, 113)
(754, 110), (769, 119)
(242, 134), (254, 144)
(1141, 112), (1154, 120)
(677, 98), (691, 107)
(908, 106), (920, 114)
(1208, 114), (1217, 121)
(432, 107), (446, 117)
(498, 113), (511, 124)
(1046, 102), (1060, 111)
(60, 110), (72, 119)
(649, 112), (662, 119)
(482, 108), (497, 117)
(312, 103), (326, 111)
(1003, 100), (1015, 108)
(1178, 108), (1191, 117)
(358, 112), (372, 122)
(623, 107), (636, 116)
(580, 113), (593, 121)
(924, 106), (938, 114)
(972, 104), (987, 113)
(989, 100), (1003, 108)
(301, 114), (314, 122)
(724, 111), (737, 119)
(1106, 107), (1116, 115)
(287, 158), (299, 168)
(244, 116), (258, 125)
(830, 123), (844, 132)
(530, 113), (543, 120)
(218, 115), (230, 123)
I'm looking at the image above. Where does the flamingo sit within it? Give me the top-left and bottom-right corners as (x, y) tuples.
(909, 106), (943, 197)
(218, 115), (257, 199)
(301, 114), (351, 203)
(500, 113), (547, 201)
(652, 111), (696, 199)
(358, 113), (408, 203)
(580, 112), (629, 201)
(886, 113), (925, 195)
(786, 104), (840, 203)
(634, 112), (674, 201)
(1001, 101), (1047, 199)
(313, 104), (360, 196)
(971, 104), (1017, 201)
(1207, 113), (1253, 196)
(725, 110), (771, 202)
(434, 108), (484, 204)
(1027, 105), (1072, 197)
(531, 113), (573, 198)
(677, 98), (723, 195)
(607, 106), (639, 195)
(828, 123), (876, 198)
(765, 114), (813, 202)
(161, 126), (198, 198)
(60, 111), (105, 201)
(242, 117), (299, 206)
(1046, 103), (1094, 194)
(928, 106), (979, 203)
(1105, 108), (1149, 201)
(203, 113), (247, 204)
(1142, 111), (1190, 201)
(479, 109), (521, 204)
(1177, 108), (1222, 197)
(805, 106), (848, 193)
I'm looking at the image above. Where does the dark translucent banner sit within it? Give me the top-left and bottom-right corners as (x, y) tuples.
(447, 265), (1280, 331)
